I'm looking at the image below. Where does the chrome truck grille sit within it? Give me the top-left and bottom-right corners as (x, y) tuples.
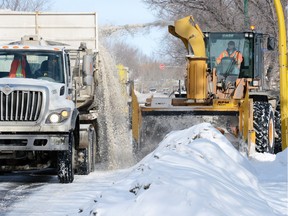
(0, 90), (43, 121)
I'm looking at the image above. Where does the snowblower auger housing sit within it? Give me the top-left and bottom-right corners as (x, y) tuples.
(132, 15), (284, 158)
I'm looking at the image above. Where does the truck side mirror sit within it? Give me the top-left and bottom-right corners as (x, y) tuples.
(267, 37), (275, 50)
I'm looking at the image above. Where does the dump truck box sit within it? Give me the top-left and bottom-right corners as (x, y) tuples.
(0, 11), (98, 49)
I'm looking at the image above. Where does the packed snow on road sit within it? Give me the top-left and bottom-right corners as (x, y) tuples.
(0, 123), (287, 216)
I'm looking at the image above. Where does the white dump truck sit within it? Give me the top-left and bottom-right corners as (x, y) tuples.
(0, 12), (99, 183)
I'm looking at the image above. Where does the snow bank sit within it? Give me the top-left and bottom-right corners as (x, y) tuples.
(92, 123), (284, 216)
(250, 148), (287, 182)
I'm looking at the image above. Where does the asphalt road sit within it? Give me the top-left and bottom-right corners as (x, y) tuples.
(0, 169), (58, 215)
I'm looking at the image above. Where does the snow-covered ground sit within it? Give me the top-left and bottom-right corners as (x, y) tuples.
(1, 123), (287, 216)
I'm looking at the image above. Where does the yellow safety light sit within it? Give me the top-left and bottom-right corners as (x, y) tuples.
(250, 25), (255, 31)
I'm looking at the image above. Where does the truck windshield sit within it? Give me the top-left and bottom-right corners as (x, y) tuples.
(0, 50), (64, 83)
(205, 33), (254, 78)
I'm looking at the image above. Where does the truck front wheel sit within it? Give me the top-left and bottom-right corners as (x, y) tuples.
(57, 132), (75, 183)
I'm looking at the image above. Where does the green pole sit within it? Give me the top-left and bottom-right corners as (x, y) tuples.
(244, 0), (249, 29)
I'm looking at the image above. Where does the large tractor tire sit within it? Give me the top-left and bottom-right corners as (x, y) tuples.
(253, 101), (275, 153)
(274, 103), (282, 153)
(57, 132), (75, 183)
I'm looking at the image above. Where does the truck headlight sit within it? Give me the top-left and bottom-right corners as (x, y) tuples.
(49, 113), (60, 123)
(46, 109), (71, 124)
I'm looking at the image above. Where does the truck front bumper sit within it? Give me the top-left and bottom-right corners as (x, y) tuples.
(0, 134), (69, 151)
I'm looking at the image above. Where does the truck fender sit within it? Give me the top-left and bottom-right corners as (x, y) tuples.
(70, 108), (80, 131)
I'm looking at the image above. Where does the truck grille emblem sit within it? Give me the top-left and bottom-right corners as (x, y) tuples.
(2, 85), (13, 95)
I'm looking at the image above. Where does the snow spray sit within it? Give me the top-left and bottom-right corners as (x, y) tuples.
(95, 44), (135, 170)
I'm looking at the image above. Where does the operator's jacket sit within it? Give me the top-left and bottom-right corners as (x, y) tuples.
(9, 55), (32, 78)
(216, 49), (243, 68)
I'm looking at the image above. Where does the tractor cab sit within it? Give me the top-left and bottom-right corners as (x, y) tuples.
(204, 32), (274, 98)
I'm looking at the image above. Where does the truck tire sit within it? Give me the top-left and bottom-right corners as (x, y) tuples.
(253, 101), (275, 153)
(57, 132), (75, 183)
(274, 105), (282, 153)
(90, 128), (97, 171)
(77, 128), (96, 175)
(77, 148), (90, 175)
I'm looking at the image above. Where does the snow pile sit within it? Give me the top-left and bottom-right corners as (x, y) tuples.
(3, 123), (287, 216)
(92, 123), (285, 216)
(250, 150), (287, 182)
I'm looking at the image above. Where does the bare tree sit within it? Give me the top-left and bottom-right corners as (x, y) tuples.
(103, 39), (151, 80)
(143, 0), (286, 33)
(104, 38), (185, 93)
(0, 0), (52, 11)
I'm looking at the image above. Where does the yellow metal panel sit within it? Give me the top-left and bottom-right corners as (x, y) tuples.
(187, 57), (207, 99)
(117, 64), (129, 106)
(239, 90), (255, 156)
(117, 64), (128, 85)
(239, 92), (249, 140)
(274, 0), (288, 149)
(247, 98), (256, 157)
(141, 104), (240, 112)
(213, 99), (239, 108)
(131, 83), (141, 145)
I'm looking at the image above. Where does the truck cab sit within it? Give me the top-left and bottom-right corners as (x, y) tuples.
(204, 31), (274, 98)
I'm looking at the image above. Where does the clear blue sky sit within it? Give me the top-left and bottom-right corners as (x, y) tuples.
(52, 0), (156, 25)
(51, 0), (165, 57)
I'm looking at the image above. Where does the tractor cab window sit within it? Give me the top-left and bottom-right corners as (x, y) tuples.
(205, 33), (254, 79)
(0, 50), (65, 83)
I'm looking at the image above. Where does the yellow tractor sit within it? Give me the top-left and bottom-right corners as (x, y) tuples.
(132, 0), (287, 157)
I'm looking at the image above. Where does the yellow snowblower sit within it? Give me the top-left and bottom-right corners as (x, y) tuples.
(132, 0), (287, 157)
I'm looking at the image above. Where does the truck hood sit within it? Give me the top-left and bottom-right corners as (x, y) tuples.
(0, 78), (74, 110)
(0, 77), (61, 88)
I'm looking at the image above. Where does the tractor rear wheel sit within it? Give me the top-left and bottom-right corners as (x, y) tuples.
(253, 101), (275, 153)
(274, 104), (282, 153)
